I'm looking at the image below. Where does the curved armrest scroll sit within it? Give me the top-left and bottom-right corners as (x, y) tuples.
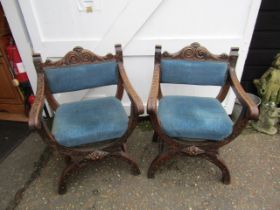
(28, 73), (45, 129)
(118, 63), (144, 115)
(229, 67), (259, 120)
(147, 64), (160, 115)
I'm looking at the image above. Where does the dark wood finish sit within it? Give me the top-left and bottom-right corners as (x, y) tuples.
(261, 0), (280, 10)
(0, 4), (10, 36)
(0, 4), (26, 122)
(245, 49), (277, 67)
(255, 11), (280, 31)
(241, 81), (258, 94)
(242, 0), (280, 93)
(242, 66), (270, 81)
(29, 45), (144, 194)
(161, 42), (229, 61)
(250, 32), (280, 49)
(147, 42), (259, 184)
(0, 112), (28, 122)
(0, 36), (27, 121)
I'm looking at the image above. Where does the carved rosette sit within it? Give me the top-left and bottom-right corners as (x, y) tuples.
(182, 146), (204, 156)
(162, 42), (228, 61)
(85, 150), (109, 161)
(43, 47), (115, 68)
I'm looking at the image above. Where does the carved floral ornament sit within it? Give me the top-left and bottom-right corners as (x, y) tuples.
(162, 42), (229, 61)
(44, 47), (115, 67)
(86, 150), (109, 161)
(182, 145), (204, 155)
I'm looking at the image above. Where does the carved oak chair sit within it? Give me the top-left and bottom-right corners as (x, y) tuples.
(29, 45), (144, 194)
(147, 42), (259, 184)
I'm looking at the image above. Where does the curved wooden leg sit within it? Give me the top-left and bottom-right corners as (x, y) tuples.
(202, 152), (231, 184)
(152, 132), (159, 142)
(159, 139), (164, 153)
(64, 155), (72, 165)
(121, 143), (128, 153)
(111, 151), (141, 175)
(148, 150), (177, 178)
(58, 162), (80, 194)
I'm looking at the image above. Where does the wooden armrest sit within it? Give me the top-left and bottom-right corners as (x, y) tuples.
(147, 64), (160, 115)
(117, 63), (144, 115)
(28, 73), (45, 129)
(229, 67), (259, 120)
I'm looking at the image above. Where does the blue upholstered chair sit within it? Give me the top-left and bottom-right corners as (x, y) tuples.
(147, 42), (259, 183)
(29, 45), (144, 194)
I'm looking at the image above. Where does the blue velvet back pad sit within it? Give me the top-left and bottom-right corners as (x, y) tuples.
(44, 61), (118, 93)
(161, 59), (228, 86)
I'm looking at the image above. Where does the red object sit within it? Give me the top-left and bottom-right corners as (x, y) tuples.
(6, 41), (17, 62)
(6, 39), (29, 82)
(6, 43), (21, 63)
(6, 41), (20, 74)
(28, 95), (35, 105)
(16, 72), (29, 83)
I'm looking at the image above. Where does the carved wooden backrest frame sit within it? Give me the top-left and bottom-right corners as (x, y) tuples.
(42, 47), (116, 69)
(154, 42), (239, 102)
(33, 46), (124, 111)
(161, 42), (229, 62)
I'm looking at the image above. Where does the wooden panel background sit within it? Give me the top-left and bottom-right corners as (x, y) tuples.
(3, 0), (262, 114)
(242, 0), (280, 94)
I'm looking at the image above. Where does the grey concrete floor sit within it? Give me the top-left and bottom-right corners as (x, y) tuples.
(1, 124), (280, 210)
(0, 133), (46, 210)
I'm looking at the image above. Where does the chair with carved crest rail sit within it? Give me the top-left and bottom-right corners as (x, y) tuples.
(29, 45), (144, 194)
(147, 42), (259, 183)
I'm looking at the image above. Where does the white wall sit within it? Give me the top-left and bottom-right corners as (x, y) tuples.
(4, 0), (262, 114)
(1, 0), (37, 91)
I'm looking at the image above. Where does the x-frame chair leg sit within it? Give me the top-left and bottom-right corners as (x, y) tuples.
(58, 161), (82, 194)
(201, 151), (231, 184)
(64, 155), (72, 165)
(58, 144), (140, 194)
(152, 132), (159, 142)
(147, 149), (178, 178)
(110, 150), (141, 175)
(148, 142), (231, 184)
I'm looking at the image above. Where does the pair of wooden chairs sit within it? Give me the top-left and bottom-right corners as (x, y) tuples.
(29, 43), (259, 194)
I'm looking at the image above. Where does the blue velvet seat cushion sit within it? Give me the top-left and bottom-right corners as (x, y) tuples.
(161, 59), (228, 86)
(158, 96), (233, 141)
(52, 97), (128, 147)
(45, 61), (118, 93)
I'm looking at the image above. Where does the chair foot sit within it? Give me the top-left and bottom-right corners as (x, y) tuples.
(58, 183), (67, 195)
(58, 162), (79, 195)
(148, 150), (177, 178)
(64, 155), (72, 165)
(203, 152), (231, 184)
(112, 151), (141, 175)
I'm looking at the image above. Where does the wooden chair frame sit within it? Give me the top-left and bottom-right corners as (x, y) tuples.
(147, 42), (259, 183)
(29, 45), (144, 194)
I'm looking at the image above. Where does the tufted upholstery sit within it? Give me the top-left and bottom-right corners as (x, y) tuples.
(160, 59), (228, 86)
(158, 96), (233, 141)
(52, 97), (128, 147)
(45, 61), (118, 93)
